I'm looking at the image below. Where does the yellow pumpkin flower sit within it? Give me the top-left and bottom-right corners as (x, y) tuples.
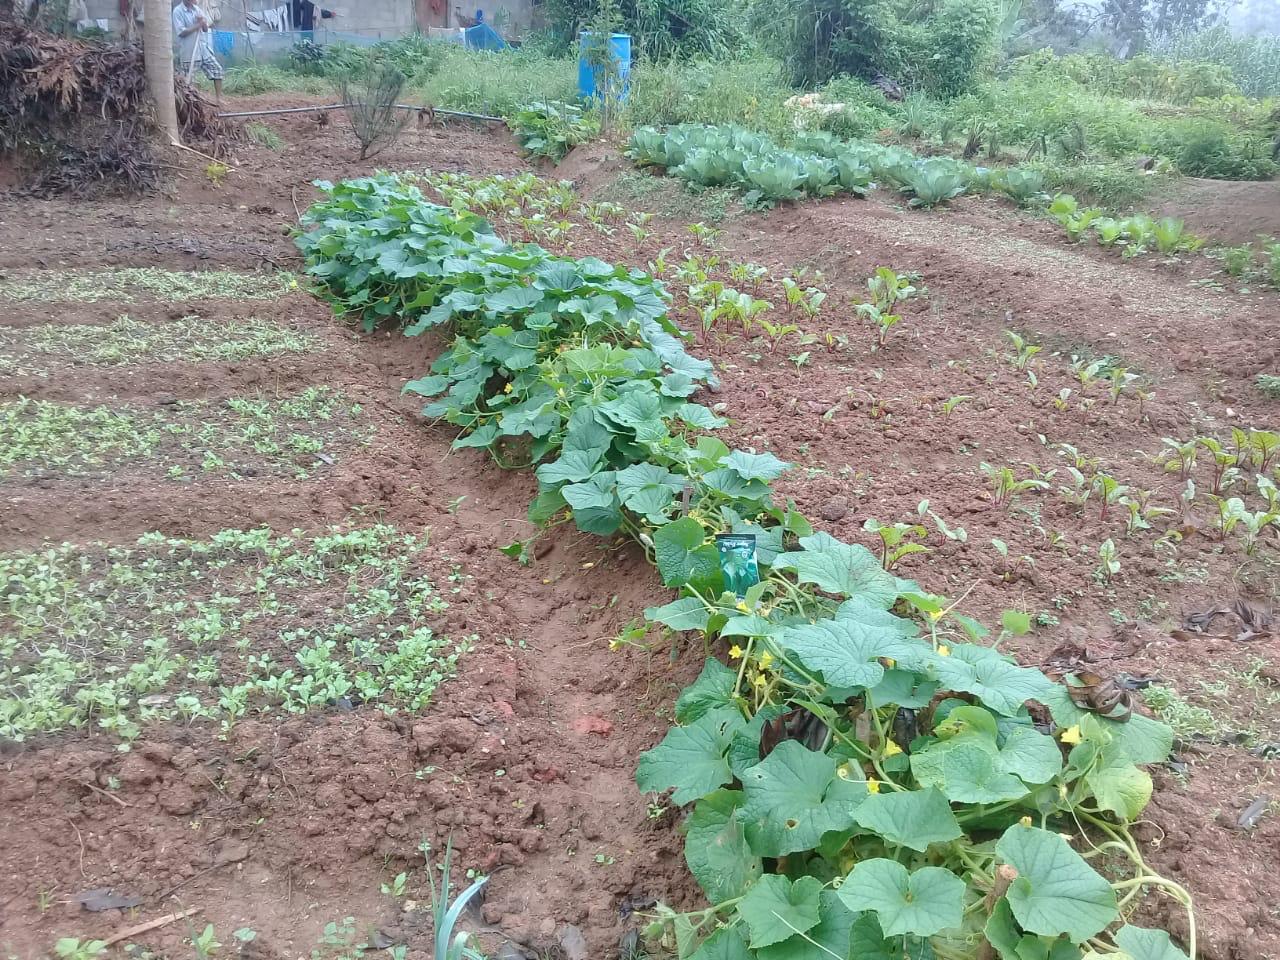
(503, 383), (513, 394)
(728, 644), (744, 660)
(1059, 725), (1083, 745)
(867, 778), (881, 794)
(752, 673), (767, 688)
(758, 651), (774, 670)
(882, 740), (903, 758)
(736, 600), (751, 613)
(937, 644), (951, 656)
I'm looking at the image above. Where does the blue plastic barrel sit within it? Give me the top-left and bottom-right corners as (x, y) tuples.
(577, 32), (631, 104)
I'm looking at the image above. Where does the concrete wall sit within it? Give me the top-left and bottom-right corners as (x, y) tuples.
(84, 0), (531, 41)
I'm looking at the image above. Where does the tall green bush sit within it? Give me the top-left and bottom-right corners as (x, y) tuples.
(1149, 25), (1280, 98)
(537, 0), (748, 60)
(750, 0), (1000, 95)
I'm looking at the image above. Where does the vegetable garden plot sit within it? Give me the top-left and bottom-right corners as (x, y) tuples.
(0, 524), (471, 742)
(0, 315), (319, 378)
(0, 268), (297, 304)
(0, 387), (367, 480)
(296, 171), (1198, 960)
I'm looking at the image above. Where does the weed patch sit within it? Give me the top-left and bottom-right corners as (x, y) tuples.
(0, 524), (471, 741)
(244, 121), (285, 150)
(0, 315), (317, 377)
(0, 268), (297, 303)
(599, 170), (737, 224)
(0, 387), (365, 480)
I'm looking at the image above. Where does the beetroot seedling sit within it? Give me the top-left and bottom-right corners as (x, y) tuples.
(1197, 437), (1240, 494)
(1092, 472), (1130, 520)
(1159, 438), (1198, 480)
(1119, 489), (1173, 536)
(758, 319), (800, 354)
(1003, 330), (1041, 370)
(858, 302), (901, 349)
(1097, 538), (1121, 582)
(863, 517), (930, 570)
(981, 462), (1051, 508)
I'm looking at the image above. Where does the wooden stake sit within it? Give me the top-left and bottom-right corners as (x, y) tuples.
(103, 907), (202, 947)
(975, 864), (1018, 960)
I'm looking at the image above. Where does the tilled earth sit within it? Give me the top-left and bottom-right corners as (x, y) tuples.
(1, 99), (1277, 960)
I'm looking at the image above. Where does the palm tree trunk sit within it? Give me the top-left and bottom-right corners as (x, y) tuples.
(143, 0), (180, 143)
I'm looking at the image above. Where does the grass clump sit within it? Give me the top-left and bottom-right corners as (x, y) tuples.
(0, 315), (317, 377)
(244, 121), (285, 150)
(0, 386), (365, 480)
(625, 58), (797, 143)
(0, 524), (473, 742)
(222, 63), (330, 96)
(415, 46), (576, 117)
(0, 268), (297, 304)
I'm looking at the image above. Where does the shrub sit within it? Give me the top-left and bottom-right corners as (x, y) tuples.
(1149, 25), (1280, 98)
(537, 0), (747, 59)
(415, 47), (576, 117)
(626, 59), (796, 143)
(1173, 129), (1278, 181)
(750, 0), (1001, 94)
(334, 63), (409, 160)
(1030, 159), (1154, 207)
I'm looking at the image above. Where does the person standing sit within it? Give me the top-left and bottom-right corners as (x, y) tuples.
(172, 0), (224, 102)
(289, 0), (334, 41)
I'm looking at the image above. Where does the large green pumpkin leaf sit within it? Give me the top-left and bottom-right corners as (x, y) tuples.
(655, 517), (722, 589)
(847, 914), (896, 960)
(740, 741), (868, 857)
(645, 596), (711, 632)
(757, 891), (857, 960)
(1041, 687), (1173, 765)
(927, 644), (1056, 716)
(771, 533), (901, 607)
(685, 790), (761, 904)
(736, 874), (823, 949)
(911, 739), (1029, 804)
(985, 897), (1023, 960)
(636, 707), (743, 805)
(1085, 761), (1152, 823)
(625, 485), (677, 524)
(1113, 926), (1190, 960)
(722, 450), (791, 482)
(689, 926), (752, 960)
(675, 658), (738, 723)
(776, 614), (919, 689)
(837, 859), (965, 937)
(851, 787), (963, 852)
(534, 449), (603, 487)
(560, 474), (622, 535)
(998, 727), (1064, 785)
(996, 824), (1118, 941)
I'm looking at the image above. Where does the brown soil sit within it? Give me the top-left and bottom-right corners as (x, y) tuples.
(1154, 177), (1280, 245)
(0, 98), (1277, 960)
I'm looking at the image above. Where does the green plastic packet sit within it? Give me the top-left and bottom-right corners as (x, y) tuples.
(716, 533), (760, 598)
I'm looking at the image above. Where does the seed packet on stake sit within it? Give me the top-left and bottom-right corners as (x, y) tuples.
(716, 533), (760, 598)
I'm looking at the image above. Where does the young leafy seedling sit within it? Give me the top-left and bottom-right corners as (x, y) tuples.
(863, 518), (930, 570)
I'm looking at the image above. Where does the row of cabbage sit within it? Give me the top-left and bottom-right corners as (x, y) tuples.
(628, 124), (1047, 209)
